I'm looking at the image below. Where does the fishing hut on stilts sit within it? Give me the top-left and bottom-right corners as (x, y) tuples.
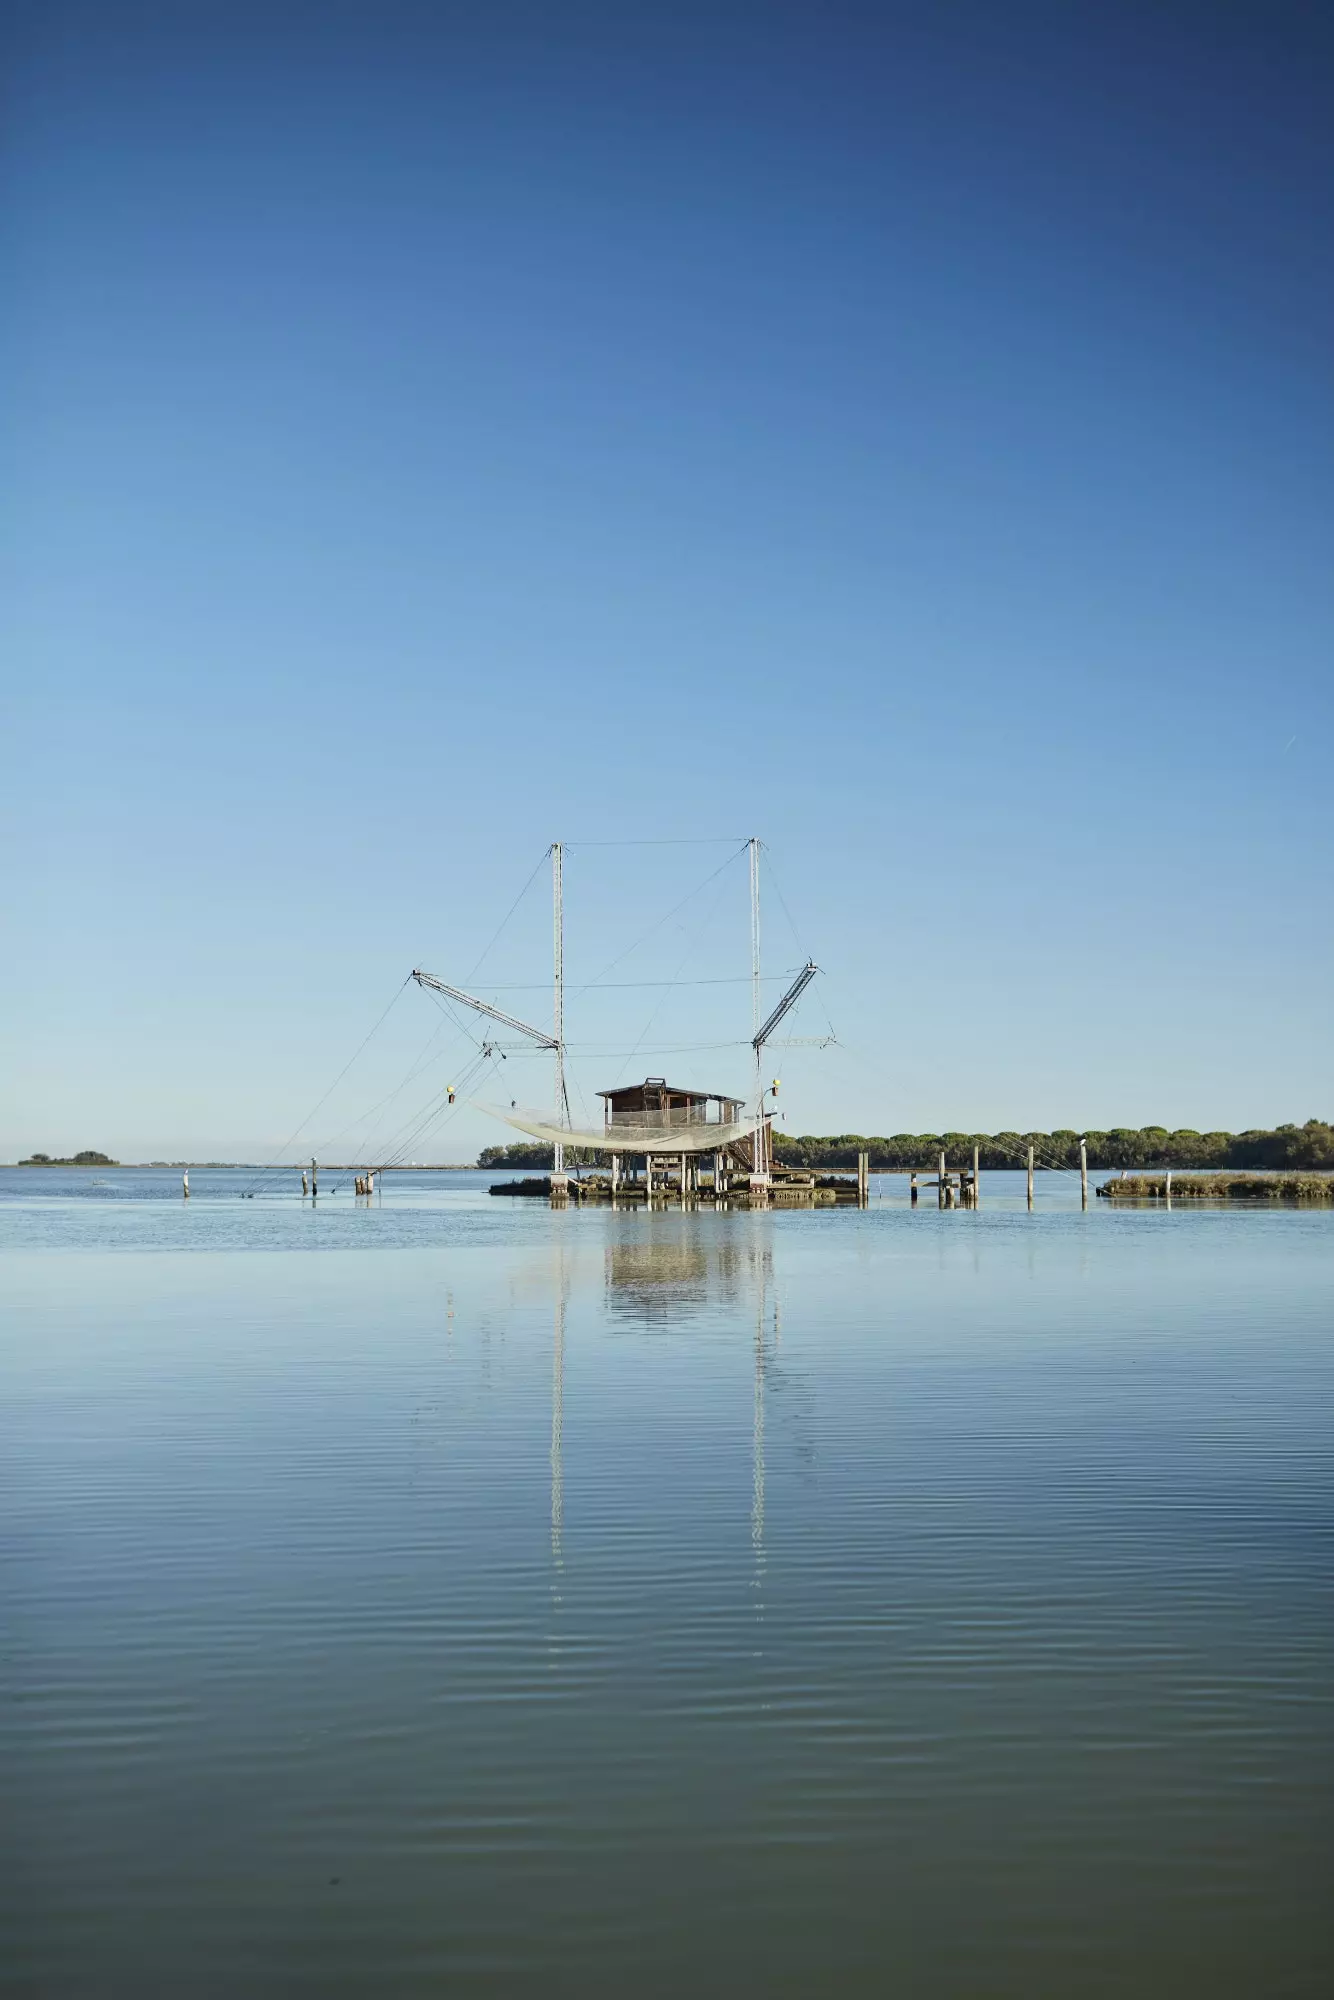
(410, 837), (863, 1206)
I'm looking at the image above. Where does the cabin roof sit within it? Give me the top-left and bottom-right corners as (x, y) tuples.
(596, 1077), (739, 1104)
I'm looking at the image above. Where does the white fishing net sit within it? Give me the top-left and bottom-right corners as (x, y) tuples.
(488, 1105), (767, 1155)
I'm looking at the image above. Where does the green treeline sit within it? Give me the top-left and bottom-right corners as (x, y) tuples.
(19, 1150), (118, 1166)
(479, 1143), (604, 1169)
(480, 1121), (1334, 1173)
(775, 1122), (1334, 1170)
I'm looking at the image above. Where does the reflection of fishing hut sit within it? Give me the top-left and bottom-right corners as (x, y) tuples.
(599, 1077), (769, 1197)
(605, 1236), (752, 1317)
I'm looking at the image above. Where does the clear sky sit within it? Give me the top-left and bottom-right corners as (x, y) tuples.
(4, 0), (1331, 1161)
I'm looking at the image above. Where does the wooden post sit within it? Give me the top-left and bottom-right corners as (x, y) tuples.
(972, 1142), (980, 1208)
(1026, 1144), (1034, 1210)
(1079, 1137), (1088, 1210)
(713, 1150), (722, 1197)
(910, 1171), (919, 1206)
(938, 1149), (946, 1209)
(311, 1157), (318, 1200)
(644, 1155), (653, 1200)
(679, 1150), (687, 1199)
(857, 1151), (869, 1205)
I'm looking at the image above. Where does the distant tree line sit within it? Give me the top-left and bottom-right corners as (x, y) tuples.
(480, 1122), (1334, 1173)
(19, 1150), (118, 1166)
(479, 1143), (603, 1169)
(774, 1123), (1334, 1170)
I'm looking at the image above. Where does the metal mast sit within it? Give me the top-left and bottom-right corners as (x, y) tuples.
(749, 836), (761, 1041)
(749, 836), (764, 1173)
(552, 842), (565, 1175)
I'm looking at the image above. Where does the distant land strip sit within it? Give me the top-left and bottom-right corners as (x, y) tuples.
(12, 1156), (478, 1170)
(13, 1120), (1334, 1174)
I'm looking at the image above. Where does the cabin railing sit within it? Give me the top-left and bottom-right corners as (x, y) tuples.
(606, 1106), (727, 1131)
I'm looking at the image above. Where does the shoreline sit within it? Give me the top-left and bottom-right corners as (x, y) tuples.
(6, 1162), (482, 1172)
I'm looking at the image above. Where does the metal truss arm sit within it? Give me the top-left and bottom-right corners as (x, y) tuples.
(412, 969), (560, 1049)
(752, 961), (819, 1052)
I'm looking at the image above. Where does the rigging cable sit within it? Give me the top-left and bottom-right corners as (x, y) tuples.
(319, 1012), (479, 1169)
(361, 1046), (504, 1177)
(566, 841), (751, 1004)
(761, 843), (840, 1047)
(606, 858), (750, 1092)
(238, 975), (413, 1195)
(458, 849), (550, 987)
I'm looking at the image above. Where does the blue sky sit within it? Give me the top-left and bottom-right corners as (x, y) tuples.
(4, 1), (1331, 1159)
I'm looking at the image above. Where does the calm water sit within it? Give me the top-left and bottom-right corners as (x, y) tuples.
(3, 1169), (1331, 1996)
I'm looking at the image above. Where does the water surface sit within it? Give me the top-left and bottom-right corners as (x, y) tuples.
(3, 1170), (1330, 1995)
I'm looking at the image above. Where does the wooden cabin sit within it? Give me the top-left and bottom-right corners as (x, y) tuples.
(592, 1077), (767, 1195)
(597, 1077), (745, 1137)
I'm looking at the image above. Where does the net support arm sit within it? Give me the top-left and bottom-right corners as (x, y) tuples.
(752, 961), (819, 1052)
(411, 969), (560, 1049)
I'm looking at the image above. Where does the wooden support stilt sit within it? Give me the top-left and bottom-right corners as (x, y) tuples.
(1027, 1144), (1034, 1210)
(972, 1143), (980, 1208)
(910, 1171), (919, 1206)
(1080, 1137), (1088, 1210)
(857, 1151), (869, 1205)
(938, 1150), (947, 1209)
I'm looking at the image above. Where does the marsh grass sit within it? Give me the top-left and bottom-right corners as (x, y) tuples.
(1100, 1172), (1333, 1201)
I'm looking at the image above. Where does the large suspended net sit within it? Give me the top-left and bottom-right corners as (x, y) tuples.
(487, 1104), (768, 1155)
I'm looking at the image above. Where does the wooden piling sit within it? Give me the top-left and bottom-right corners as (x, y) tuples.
(857, 1151), (869, 1205)
(972, 1143), (980, 1208)
(1079, 1137), (1088, 1210)
(910, 1171), (918, 1206)
(1026, 1144), (1034, 1210)
(938, 1150), (947, 1209)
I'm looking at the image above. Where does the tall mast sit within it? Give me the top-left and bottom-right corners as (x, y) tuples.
(552, 841), (564, 1175)
(749, 835), (765, 1174)
(749, 836), (761, 1041)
